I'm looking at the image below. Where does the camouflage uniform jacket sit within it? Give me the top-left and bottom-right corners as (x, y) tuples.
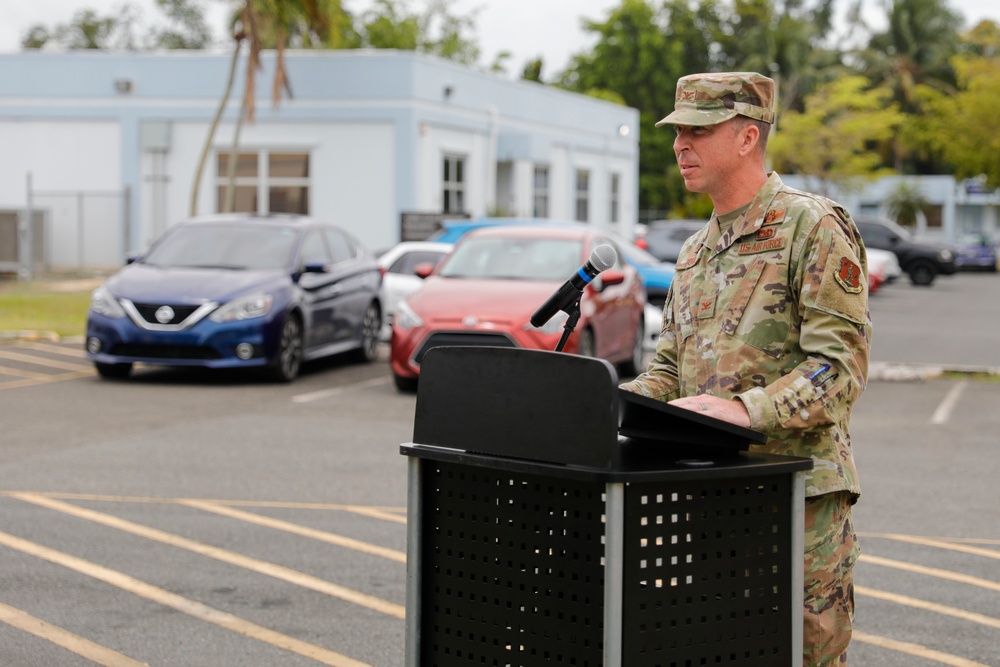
(621, 173), (872, 499)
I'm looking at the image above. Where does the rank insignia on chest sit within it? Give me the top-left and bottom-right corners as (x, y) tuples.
(835, 257), (864, 293)
(737, 237), (787, 254)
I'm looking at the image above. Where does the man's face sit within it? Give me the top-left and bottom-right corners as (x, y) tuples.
(672, 121), (742, 196)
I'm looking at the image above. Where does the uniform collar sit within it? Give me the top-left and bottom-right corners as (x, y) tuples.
(709, 172), (785, 255)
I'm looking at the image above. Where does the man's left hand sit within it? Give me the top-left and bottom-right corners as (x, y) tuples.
(669, 394), (752, 429)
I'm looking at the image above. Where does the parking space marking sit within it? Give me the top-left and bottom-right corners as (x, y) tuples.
(0, 601), (147, 667)
(0, 530), (372, 667)
(14, 491), (407, 522)
(16, 341), (87, 358)
(856, 585), (1000, 630)
(852, 630), (991, 667)
(0, 348), (93, 372)
(180, 500), (407, 564)
(291, 376), (391, 403)
(9, 492), (407, 620)
(0, 370), (94, 390)
(861, 553), (1000, 593)
(860, 532), (1000, 561)
(930, 380), (968, 425)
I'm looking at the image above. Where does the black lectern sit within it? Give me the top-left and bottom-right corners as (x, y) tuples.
(401, 347), (811, 667)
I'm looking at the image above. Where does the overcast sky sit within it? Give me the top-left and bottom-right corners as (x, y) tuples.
(2, 0), (998, 77)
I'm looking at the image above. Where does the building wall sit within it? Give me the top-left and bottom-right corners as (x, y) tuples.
(0, 50), (639, 271)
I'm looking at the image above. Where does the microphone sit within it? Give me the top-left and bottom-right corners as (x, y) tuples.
(530, 244), (618, 328)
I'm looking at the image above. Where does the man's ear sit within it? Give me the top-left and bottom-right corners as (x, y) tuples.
(738, 123), (760, 157)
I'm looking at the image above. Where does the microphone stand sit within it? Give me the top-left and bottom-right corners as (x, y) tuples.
(554, 297), (582, 352)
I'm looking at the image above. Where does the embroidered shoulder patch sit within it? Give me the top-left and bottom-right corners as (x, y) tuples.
(835, 257), (864, 293)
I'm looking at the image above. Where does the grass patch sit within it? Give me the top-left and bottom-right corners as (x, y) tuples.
(0, 280), (93, 338)
(940, 370), (1000, 383)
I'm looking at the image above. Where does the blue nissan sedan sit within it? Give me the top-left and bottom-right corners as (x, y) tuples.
(85, 214), (382, 382)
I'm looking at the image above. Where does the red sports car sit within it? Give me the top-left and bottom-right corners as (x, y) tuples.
(389, 225), (647, 391)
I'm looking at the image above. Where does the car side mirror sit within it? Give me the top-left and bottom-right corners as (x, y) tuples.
(593, 269), (626, 290)
(302, 261), (329, 274)
(414, 263), (435, 279)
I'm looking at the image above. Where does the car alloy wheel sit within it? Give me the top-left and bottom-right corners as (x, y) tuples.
(354, 301), (381, 363)
(269, 314), (303, 382)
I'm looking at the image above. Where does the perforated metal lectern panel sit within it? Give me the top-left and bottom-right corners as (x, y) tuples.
(622, 476), (795, 666)
(420, 461), (607, 666)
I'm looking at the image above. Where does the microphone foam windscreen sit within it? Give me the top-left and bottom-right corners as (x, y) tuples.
(590, 244), (618, 271)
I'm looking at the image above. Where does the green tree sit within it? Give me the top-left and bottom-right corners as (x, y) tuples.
(768, 75), (904, 194)
(855, 0), (963, 171)
(354, 0), (479, 65)
(559, 0), (722, 216)
(923, 42), (1000, 187)
(147, 0), (212, 49)
(21, 0), (210, 50)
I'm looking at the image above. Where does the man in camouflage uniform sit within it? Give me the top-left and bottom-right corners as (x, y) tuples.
(620, 72), (871, 666)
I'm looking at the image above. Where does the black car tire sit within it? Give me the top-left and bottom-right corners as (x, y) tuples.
(95, 362), (132, 379)
(351, 300), (381, 363)
(618, 319), (644, 377)
(268, 314), (304, 382)
(908, 260), (938, 286)
(393, 373), (418, 392)
(577, 328), (596, 358)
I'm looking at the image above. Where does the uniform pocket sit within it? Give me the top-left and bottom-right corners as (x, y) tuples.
(722, 257), (791, 359)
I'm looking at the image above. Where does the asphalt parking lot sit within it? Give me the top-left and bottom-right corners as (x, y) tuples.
(0, 271), (997, 666)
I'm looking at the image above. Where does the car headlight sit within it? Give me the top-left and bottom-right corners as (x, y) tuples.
(939, 249), (954, 262)
(395, 301), (424, 330)
(209, 293), (273, 323)
(89, 286), (126, 318)
(527, 311), (569, 335)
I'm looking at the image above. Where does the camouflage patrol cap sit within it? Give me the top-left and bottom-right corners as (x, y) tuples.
(656, 71), (776, 127)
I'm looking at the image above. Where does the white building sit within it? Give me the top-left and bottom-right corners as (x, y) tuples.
(0, 50), (639, 274)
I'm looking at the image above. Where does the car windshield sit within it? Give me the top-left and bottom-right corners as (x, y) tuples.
(438, 236), (583, 281)
(142, 224), (298, 270)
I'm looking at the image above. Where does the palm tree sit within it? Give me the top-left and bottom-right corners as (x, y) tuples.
(190, 0), (347, 216)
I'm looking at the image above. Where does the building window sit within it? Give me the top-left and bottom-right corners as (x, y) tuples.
(216, 150), (309, 214)
(610, 173), (620, 224)
(443, 154), (465, 213)
(575, 169), (590, 222)
(533, 166), (549, 218)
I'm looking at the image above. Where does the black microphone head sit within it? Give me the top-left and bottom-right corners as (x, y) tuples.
(590, 244), (617, 272)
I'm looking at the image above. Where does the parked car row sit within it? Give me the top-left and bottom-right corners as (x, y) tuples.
(82, 209), (988, 387)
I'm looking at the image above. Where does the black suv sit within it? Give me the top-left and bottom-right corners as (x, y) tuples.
(854, 216), (957, 286)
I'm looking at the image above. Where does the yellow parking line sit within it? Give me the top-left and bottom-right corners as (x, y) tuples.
(6, 491), (407, 521)
(181, 500), (406, 564)
(0, 365), (51, 380)
(0, 601), (148, 667)
(860, 554), (1000, 593)
(859, 533), (1000, 560)
(0, 371), (94, 390)
(856, 585), (1000, 630)
(9, 492), (406, 620)
(18, 341), (88, 358)
(852, 630), (991, 667)
(0, 531), (371, 667)
(0, 348), (93, 372)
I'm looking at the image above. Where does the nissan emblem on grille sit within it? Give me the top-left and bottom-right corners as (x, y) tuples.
(154, 306), (175, 324)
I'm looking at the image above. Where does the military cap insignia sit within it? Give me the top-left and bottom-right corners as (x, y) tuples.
(835, 257), (864, 293)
